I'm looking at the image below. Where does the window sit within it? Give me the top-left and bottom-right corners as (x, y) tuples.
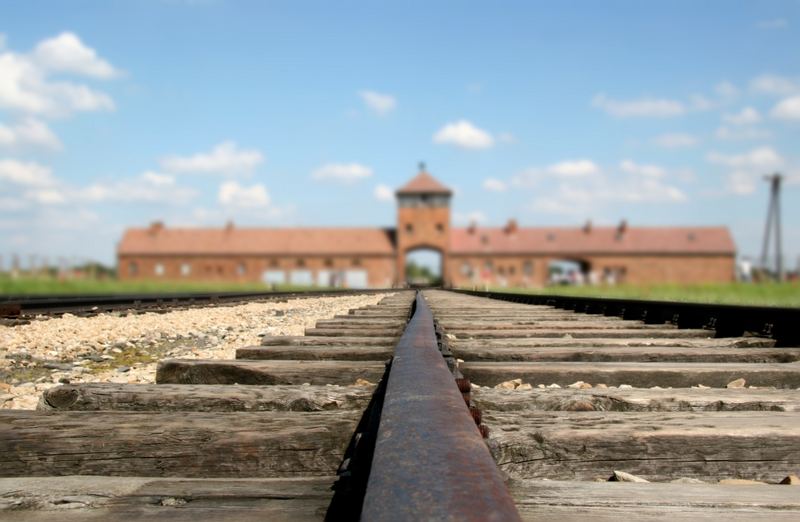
(180, 263), (191, 276)
(324, 258), (334, 268)
(154, 263), (164, 276)
(509, 265), (516, 275)
(498, 266), (506, 275)
(405, 223), (413, 233)
(237, 263), (246, 276)
(523, 261), (534, 276)
(296, 258), (306, 268)
(129, 262), (138, 276)
(398, 194), (450, 208)
(269, 259), (279, 268)
(290, 270), (313, 286)
(262, 270), (286, 285)
(217, 266), (224, 275)
(436, 223), (444, 233)
(461, 262), (472, 276)
(352, 258), (362, 267)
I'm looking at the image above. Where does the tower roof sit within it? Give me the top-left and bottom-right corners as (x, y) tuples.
(396, 169), (452, 196)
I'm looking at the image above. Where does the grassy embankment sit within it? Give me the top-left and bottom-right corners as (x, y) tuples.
(492, 282), (800, 308)
(0, 275), (317, 296)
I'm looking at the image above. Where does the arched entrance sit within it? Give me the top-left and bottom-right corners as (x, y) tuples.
(404, 247), (443, 287)
(547, 258), (593, 286)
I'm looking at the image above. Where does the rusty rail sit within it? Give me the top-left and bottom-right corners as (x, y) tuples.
(361, 292), (521, 521)
(0, 288), (390, 318)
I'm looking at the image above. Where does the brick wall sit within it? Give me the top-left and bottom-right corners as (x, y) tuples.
(447, 253), (735, 288)
(118, 254), (395, 288)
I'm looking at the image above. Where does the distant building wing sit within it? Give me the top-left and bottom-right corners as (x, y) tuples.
(450, 226), (736, 255)
(118, 227), (397, 256)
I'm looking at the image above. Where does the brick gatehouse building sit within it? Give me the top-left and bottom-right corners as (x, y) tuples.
(118, 168), (736, 288)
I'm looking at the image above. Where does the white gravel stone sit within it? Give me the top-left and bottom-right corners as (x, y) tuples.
(1, 293), (393, 409)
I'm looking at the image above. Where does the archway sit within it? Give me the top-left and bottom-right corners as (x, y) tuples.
(547, 258), (593, 286)
(404, 247), (443, 287)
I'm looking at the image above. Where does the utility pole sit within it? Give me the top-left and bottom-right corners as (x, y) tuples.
(760, 173), (783, 281)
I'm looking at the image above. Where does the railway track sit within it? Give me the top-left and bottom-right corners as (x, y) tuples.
(1, 289), (799, 520)
(0, 289), (390, 324)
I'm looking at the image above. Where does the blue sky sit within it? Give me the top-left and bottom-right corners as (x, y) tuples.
(1, 0), (798, 268)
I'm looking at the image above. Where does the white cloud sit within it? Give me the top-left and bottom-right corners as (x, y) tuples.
(771, 96), (800, 120)
(160, 141), (264, 176)
(513, 159), (600, 186)
(592, 93), (685, 117)
(715, 125), (771, 141)
(312, 162), (373, 183)
(453, 210), (488, 225)
(12, 170), (192, 207)
(0, 196), (28, 211)
(548, 159), (600, 177)
(620, 160), (665, 178)
(497, 132), (516, 144)
(715, 81), (739, 100)
(689, 94), (715, 111)
(708, 147), (785, 196)
(524, 159), (688, 216)
(218, 181), (270, 208)
(707, 146), (784, 171)
(0, 35), (116, 117)
(653, 133), (697, 148)
(75, 171), (195, 204)
(750, 74), (800, 96)
(531, 176), (686, 216)
(0, 117), (61, 150)
(140, 171), (175, 187)
(374, 184), (394, 202)
(0, 159), (56, 187)
(757, 19), (788, 30)
(32, 32), (119, 79)
(723, 107), (761, 125)
(358, 90), (396, 115)
(24, 188), (66, 205)
(727, 171), (758, 195)
(482, 178), (507, 192)
(433, 120), (494, 149)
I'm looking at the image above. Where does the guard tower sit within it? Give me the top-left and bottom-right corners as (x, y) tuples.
(395, 164), (452, 286)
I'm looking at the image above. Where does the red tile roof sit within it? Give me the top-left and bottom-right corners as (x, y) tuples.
(450, 226), (736, 255)
(396, 171), (452, 195)
(118, 226), (396, 256)
(119, 223), (735, 257)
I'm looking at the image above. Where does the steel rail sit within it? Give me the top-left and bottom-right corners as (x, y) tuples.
(455, 289), (800, 345)
(0, 288), (391, 317)
(361, 292), (521, 521)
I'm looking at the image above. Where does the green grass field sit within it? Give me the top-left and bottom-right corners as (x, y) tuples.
(490, 282), (800, 308)
(3, 275), (798, 308)
(0, 275), (317, 296)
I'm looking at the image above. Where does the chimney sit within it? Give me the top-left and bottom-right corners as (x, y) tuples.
(225, 220), (235, 232)
(616, 219), (628, 239)
(467, 221), (477, 234)
(504, 219), (518, 235)
(148, 221), (164, 235)
(583, 220), (593, 234)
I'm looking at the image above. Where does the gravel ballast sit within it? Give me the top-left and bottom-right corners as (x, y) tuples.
(0, 293), (393, 409)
